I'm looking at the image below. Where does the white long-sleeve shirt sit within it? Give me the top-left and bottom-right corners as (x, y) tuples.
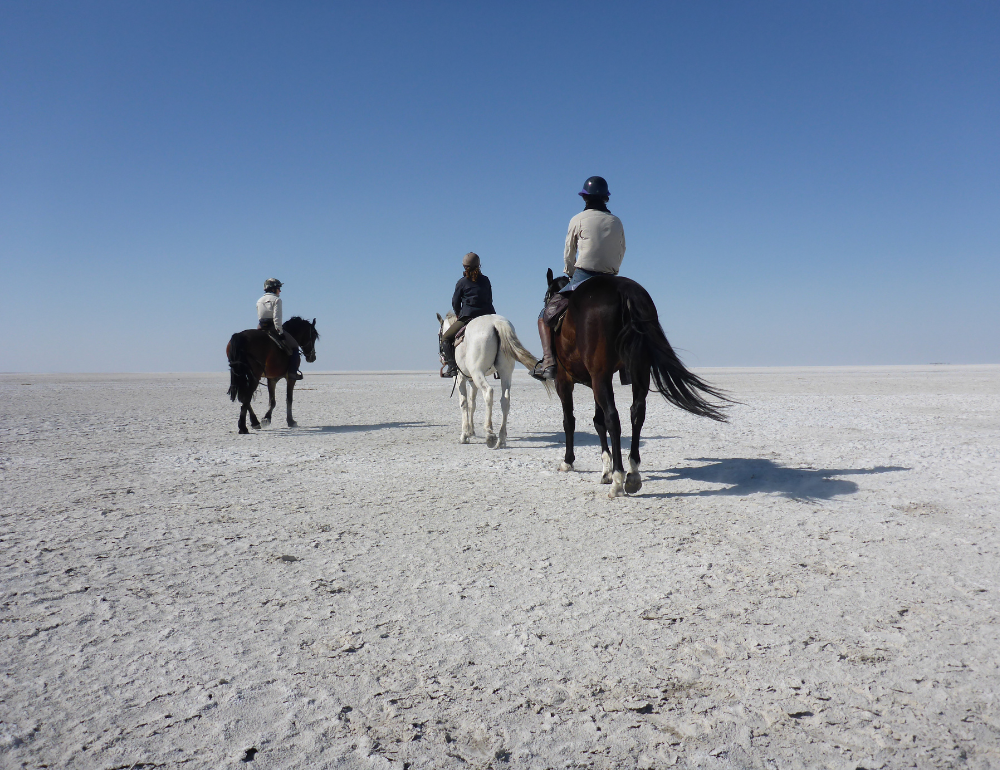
(564, 208), (626, 276)
(257, 293), (283, 333)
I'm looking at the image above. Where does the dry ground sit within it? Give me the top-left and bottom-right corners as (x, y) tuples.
(2, 366), (999, 769)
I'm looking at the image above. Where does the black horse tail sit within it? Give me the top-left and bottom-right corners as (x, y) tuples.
(616, 280), (729, 421)
(227, 333), (257, 404)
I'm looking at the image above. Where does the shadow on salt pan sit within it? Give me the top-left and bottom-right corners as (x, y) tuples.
(300, 421), (438, 433)
(646, 458), (908, 501)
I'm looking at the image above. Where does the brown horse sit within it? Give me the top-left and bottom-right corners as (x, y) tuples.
(544, 269), (729, 497)
(226, 316), (319, 434)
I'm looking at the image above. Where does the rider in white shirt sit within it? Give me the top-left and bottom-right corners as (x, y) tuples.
(257, 278), (303, 380)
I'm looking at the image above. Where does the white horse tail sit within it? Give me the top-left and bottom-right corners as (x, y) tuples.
(494, 316), (540, 370)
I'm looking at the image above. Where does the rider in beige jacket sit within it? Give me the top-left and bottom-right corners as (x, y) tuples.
(257, 278), (303, 380)
(532, 176), (626, 381)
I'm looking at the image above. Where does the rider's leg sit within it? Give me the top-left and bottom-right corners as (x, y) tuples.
(531, 294), (570, 381)
(440, 319), (466, 377)
(532, 314), (555, 381)
(282, 332), (303, 380)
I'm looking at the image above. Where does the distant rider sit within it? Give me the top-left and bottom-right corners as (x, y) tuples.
(440, 253), (497, 378)
(532, 176), (626, 381)
(257, 278), (303, 380)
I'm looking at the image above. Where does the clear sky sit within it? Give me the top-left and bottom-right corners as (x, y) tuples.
(3, 1), (998, 372)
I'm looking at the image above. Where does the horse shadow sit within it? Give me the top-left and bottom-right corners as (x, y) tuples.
(643, 458), (909, 501)
(301, 421), (438, 434)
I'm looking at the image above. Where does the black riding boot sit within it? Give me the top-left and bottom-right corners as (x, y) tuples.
(288, 350), (304, 380)
(440, 337), (459, 378)
(531, 317), (556, 381)
(531, 294), (569, 382)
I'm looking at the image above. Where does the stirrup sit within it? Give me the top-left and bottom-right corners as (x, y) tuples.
(531, 362), (555, 382)
(440, 364), (458, 378)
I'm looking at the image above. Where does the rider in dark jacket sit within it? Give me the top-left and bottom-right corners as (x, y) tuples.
(440, 252), (497, 377)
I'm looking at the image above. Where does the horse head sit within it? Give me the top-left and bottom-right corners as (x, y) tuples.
(436, 312), (457, 338)
(302, 318), (319, 363)
(544, 268), (570, 304)
(286, 316), (319, 363)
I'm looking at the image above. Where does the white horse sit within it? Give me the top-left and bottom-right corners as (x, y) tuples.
(437, 312), (544, 448)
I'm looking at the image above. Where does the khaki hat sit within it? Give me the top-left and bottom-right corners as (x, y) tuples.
(462, 252), (480, 268)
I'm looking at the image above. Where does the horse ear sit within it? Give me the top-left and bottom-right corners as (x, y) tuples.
(436, 312), (443, 324)
(546, 268), (554, 285)
(312, 318), (316, 326)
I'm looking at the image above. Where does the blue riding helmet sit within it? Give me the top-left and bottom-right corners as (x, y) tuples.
(579, 176), (610, 199)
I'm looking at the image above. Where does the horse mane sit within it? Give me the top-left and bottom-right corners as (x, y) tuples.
(284, 316), (319, 340)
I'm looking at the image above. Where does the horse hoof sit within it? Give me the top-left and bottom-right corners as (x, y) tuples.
(251, 423), (261, 431)
(486, 434), (498, 449)
(239, 428), (249, 435)
(460, 435), (470, 444)
(261, 418), (270, 427)
(558, 462), (574, 472)
(608, 471), (626, 498)
(600, 472), (613, 484)
(624, 473), (642, 494)
(287, 421), (297, 428)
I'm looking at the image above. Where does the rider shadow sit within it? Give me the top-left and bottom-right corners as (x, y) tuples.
(303, 421), (438, 434)
(644, 458), (909, 501)
(521, 431), (678, 449)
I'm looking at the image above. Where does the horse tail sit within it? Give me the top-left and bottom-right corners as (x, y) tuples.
(494, 316), (540, 371)
(494, 316), (552, 395)
(227, 332), (257, 403)
(617, 281), (729, 421)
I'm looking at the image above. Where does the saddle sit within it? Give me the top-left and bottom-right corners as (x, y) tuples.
(543, 292), (571, 334)
(258, 321), (295, 355)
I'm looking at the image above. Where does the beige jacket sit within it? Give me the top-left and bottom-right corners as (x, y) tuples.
(564, 208), (626, 276)
(257, 293), (283, 333)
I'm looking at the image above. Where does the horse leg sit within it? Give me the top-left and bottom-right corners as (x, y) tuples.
(262, 378), (277, 426)
(495, 365), (512, 449)
(472, 371), (497, 448)
(286, 377), (297, 427)
(467, 379), (478, 437)
(247, 403), (261, 430)
(625, 368), (651, 494)
(238, 402), (250, 434)
(594, 377), (625, 498)
(556, 376), (575, 471)
(457, 376), (472, 443)
(594, 404), (613, 484)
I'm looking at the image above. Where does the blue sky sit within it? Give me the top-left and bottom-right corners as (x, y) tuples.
(3, 1), (998, 371)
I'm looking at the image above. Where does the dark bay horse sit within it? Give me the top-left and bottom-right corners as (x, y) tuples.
(544, 269), (729, 497)
(226, 316), (319, 434)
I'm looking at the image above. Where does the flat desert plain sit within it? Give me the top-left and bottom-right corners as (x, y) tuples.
(2, 365), (999, 770)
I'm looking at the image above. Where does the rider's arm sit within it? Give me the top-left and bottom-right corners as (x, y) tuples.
(564, 221), (580, 277)
(452, 280), (463, 316)
(273, 296), (283, 333)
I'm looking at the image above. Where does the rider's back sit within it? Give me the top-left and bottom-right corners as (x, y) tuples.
(564, 208), (626, 276)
